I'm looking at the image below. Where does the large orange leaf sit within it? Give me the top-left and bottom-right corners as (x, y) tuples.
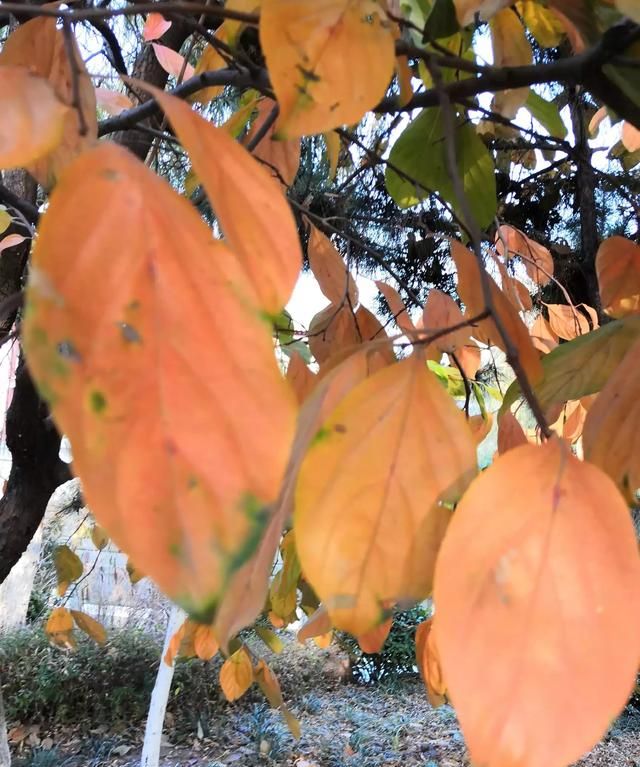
(421, 288), (468, 355)
(151, 88), (302, 315)
(0, 17), (97, 188)
(22, 143), (296, 621)
(434, 439), (640, 767)
(415, 618), (446, 707)
(260, 0), (395, 138)
(245, 98), (301, 186)
(596, 236), (640, 318)
(583, 336), (640, 501)
(495, 225), (553, 286)
(450, 240), (542, 383)
(0, 67), (67, 169)
(295, 353), (477, 635)
(545, 303), (589, 339)
(309, 303), (360, 364)
(220, 646), (254, 701)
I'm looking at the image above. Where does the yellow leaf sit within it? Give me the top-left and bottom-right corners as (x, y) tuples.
(583, 336), (640, 502)
(53, 545), (83, 592)
(164, 618), (198, 665)
(490, 9), (533, 118)
(194, 625), (219, 660)
(0, 18), (97, 188)
(90, 524), (109, 551)
(517, 1), (564, 48)
(0, 209), (10, 235)
(615, 0), (640, 22)
(244, 97), (301, 186)
(151, 87), (302, 314)
(256, 626), (284, 654)
(434, 439), (640, 767)
(220, 647), (254, 701)
(71, 610), (107, 645)
(46, 607), (74, 635)
(0, 67), (67, 170)
(189, 26), (230, 105)
(260, 0), (395, 137)
(254, 658), (284, 708)
(126, 558), (145, 584)
(596, 235), (640, 318)
(454, 0), (512, 26)
(324, 131), (341, 181)
(450, 240), (543, 384)
(295, 353), (477, 635)
(23, 143), (296, 619)
(308, 225), (358, 305)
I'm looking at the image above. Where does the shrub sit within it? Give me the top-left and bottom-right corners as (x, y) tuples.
(335, 605), (430, 684)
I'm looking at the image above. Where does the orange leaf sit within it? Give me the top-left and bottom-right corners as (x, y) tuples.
(421, 289), (468, 355)
(545, 303), (589, 339)
(415, 618), (446, 707)
(0, 234), (27, 255)
(260, 0), (395, 137)
(189, 26), (231, 105)
(46, 607), (74, 635)
(451, 342), (481, 379)
(152, 43), (194, 79)
(308, 225), (358, 306)
(0, 17), (97, 187)
(550, 399), (586, 444)
(194, 625), (219, 660)
(298, 605), (332, 642)
(143, 13), (172, 41)
(95, 87), (133, 116)
(583, 336), (640, 501)
(434, 439), (640, 767)
(286, 352), (317, 404)
(245, 98), (301, 186)
(309, 304), (360, 365)
(596, 236), (640, 318)
(313, 631), (333, 649)
(529, 314), (558, 354)
(220, 647), (254, 701)
(254, 659), (284, 708)
(164, 619), (197, 665)
(497, 410), (528, 454)
(496, 225), (553, 286)
(71, 610), (107, 645)
(357, 615), (392, 653)
(23, 144), (296, 619)
(151, 87), (302, 314)
(295, 353), (477, 635)
(376, 281), (415, 334)
(490, 9), (532, 118)
(467, 413), (493, 446)
(622, 122), (640, 153)
(0, 67), (67, 170)
(450, 240), (543, 383)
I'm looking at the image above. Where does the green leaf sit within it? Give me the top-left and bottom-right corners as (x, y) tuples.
(525, 91), (567, 139)
(386, 109), (497, 229)
(422, 0), (459, 42)
(282, 339), (312, 363)
(500, 316), (640, 415)
(273, 309), (294, 346)
(256, 626), (284, 654)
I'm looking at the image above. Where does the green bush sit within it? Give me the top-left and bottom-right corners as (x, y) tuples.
(336, 605), (430, 684)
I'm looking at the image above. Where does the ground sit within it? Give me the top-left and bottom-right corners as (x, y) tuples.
(7, 635), (640, 767)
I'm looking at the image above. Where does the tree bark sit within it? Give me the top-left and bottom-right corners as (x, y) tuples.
(141, 604), (185, 767)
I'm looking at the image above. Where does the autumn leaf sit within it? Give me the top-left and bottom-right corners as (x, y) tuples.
(90, 524), (109, 551)
(46, 607), (74, 635)
(194, 625), (219, 660)
(254, 658), (284, 708)
(530, 314), (558, 354)
(189, 25), (231, 105)
(495, 225), (554, 286)
(434, 439), (640, 767)
(497, 410), (528, 454)
(0, 234), (28, 256)
(308, 225), (358, 306)
(143, 13), (172, 41)
(95, 87), (133, 116)
(415, 618), (446, 707)
(53, 545), (83, 595)
(357, 615), (392, 654)
(71, 610), (107, 645)
(490, 9), (532, 118)
(152, 43), (194, 80)
(151, 87), (302, 314)
(376, 281), (415, 334)
(545, 303), (589, 339)
(454, 0), (512, 26)
(23, 143), (296, 620)
(298, 605), (332, 643)
(0, 17), (97, 187)
(260, 0), (395, 137)
(220, 647), (254, 701)
(309, 304), (361, 365)
(256, 626), (284, 654)
(583, 336), (640, 502)
(0, 67), (67, 170)
(450, 240), (543, 383)
(596, 235), (640, 318)
(421, 288), (468, 355)
(245, 98), (301, 186)
(295, 353), (477, 635)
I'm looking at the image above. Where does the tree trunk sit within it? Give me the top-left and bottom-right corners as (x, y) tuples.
(140, 604), (185, 767)
(0, 684), (10, 767)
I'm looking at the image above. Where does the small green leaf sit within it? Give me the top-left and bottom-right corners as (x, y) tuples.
(525, 91), (567, 139)
(256, 625), (285, 654)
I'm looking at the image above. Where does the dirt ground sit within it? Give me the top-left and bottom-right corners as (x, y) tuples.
(9, 637), (640, 767)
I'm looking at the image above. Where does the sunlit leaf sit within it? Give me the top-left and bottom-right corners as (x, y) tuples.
(23, 143), (296, 620)
(495, 225), (554, 286)
(90, 524), (109, 551)
(583, 336), (640, 502)
(308, 225), (358, 306)
(220, 646), (254, 701)
(529, 314), (558, 354)
(71, 610), (107, 645)
(256, 626), (285, 654)
(295, 353), (477, 635)
(152, 88), (302, 314)
(453, 0), (511, 26)
(286, 352), (317, 404)
(46, 607), (74, 635)
(545, 303), (589, 339)
(260, 0), (395, 137)
(245, 98), (301, 186)
(490, 8), (532, 118)
(415, 618), (446, 707)
(357, 615), (392, 653)
(497, 410), (528, 454)
(298, 605), (332, 642)
(0, 67), (67, 170)
(421, 288), (468, 355)
(143, 13), (172, 41)
(434, 438), (640, 767)
(194, 625), (219, 660)
(53, 545), (83, 595)
(596, 235), (640, 318)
